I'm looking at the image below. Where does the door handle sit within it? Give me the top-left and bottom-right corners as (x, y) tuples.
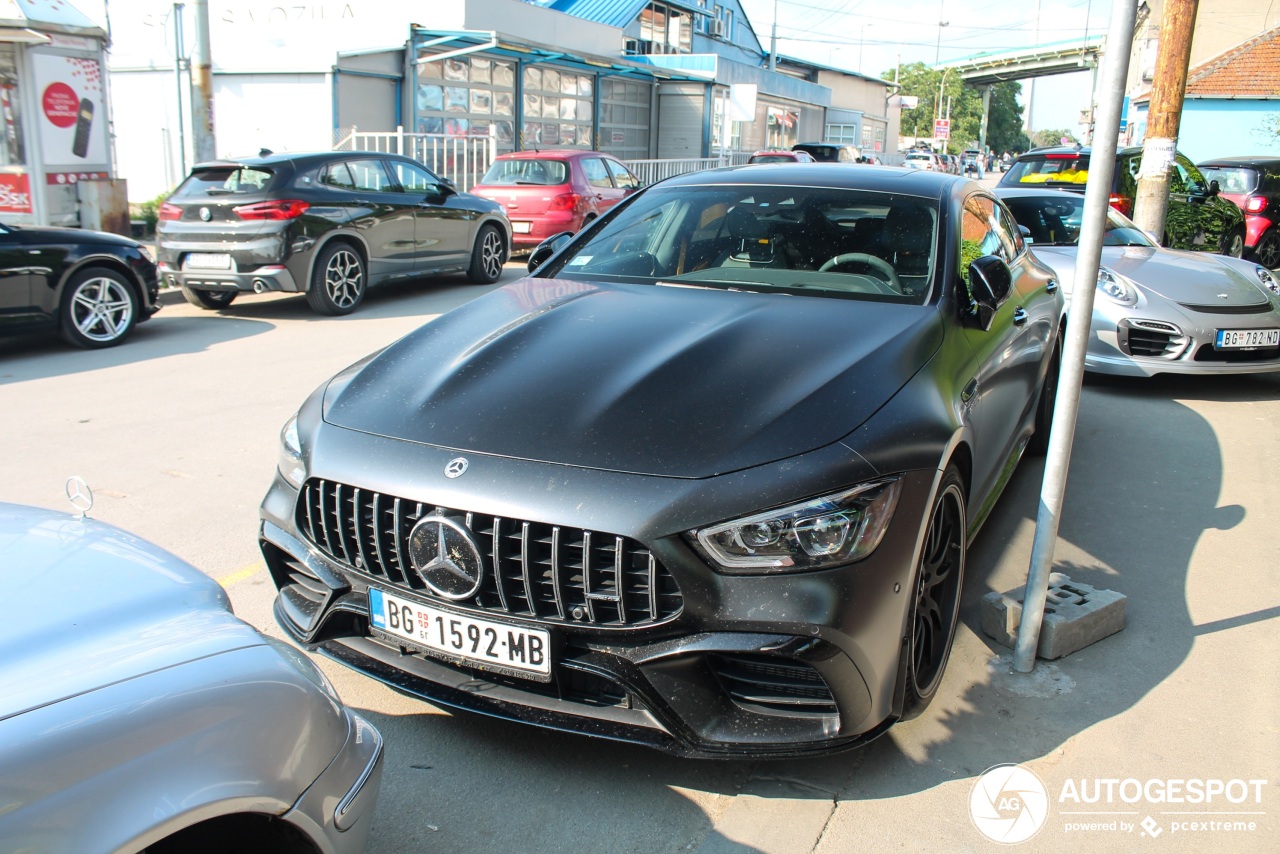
(1046, 278), (1058, 292)
(961, 378), (978, 403)
(353, 199), (374, 206)
(1013, 307), (1029, 326)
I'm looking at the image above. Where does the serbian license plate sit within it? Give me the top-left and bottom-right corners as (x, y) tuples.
(511, 221), (532, 233)
(185, 252), (232, 270)
(1215, 328), (1280, 349)
(368, 587), (551, 680)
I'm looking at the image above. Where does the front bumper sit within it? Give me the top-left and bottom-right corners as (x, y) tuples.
(259, 433), (939, 758)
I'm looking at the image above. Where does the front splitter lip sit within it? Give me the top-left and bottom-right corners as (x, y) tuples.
(311, 633), (896, 759)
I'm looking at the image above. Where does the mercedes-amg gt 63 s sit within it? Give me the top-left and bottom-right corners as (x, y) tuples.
(259, 164), (1063, 757)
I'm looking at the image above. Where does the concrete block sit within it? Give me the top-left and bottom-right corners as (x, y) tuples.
(981, 572), (1126, 660)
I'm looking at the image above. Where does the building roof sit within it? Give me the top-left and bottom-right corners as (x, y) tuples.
(0, 0), (104, 37)
(540, 0), (705, 30)
(1134, 25), (1280, 103)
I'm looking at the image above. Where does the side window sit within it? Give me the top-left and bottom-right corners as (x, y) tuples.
(390, 160), (445, 195)
(995, 202), (1025, 258)
(581, 157), (613, 189)
(347, 159), (392, 193)
(321, 162), (356, 190)
(606, 158), (640, 190)
(1176, 156), (1208, 194)
(960, 195), (1007, 275)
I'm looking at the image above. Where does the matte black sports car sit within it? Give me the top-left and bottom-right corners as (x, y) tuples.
(156, 151), (510, 316)
(259, 165), (1063, 757)
(0, 222), (160, 348)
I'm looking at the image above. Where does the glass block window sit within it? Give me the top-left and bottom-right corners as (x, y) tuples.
(415, 51), (516, 152)
(521, 65), (594, 150)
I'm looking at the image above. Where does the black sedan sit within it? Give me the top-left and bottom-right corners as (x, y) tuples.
(156, 151), (511, 316)
(0, 222), (160, 348)
(259, 165), (1063, 757)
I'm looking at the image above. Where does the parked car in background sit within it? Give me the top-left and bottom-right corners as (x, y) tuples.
(748, 149), (817, 164)
(157, 150), (510, 316)
(1197, 156), (1280, 269)
(0, 222), (160, 348)
(998, 145), (1246, 257)
(998, 187), (1280, 376)
(791, 142), (860, 162)
(260, 164), (1063, 758)
(903, 150), (943, 171)
(470, 150), (641, 253)
(0, 499), (383, 853)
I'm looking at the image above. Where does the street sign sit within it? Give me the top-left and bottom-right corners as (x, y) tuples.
(934, 119), (950, 140)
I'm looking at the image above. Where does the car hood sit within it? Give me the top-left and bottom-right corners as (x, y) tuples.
(1030, 245), (1272, 307)
(323, 278), (944, 478)
(0, 503), (263, 722)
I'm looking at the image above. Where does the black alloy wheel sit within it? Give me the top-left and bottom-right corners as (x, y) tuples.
(307, 242), (366, 315)
(901, 466), (967, 720)
(467, 224), (505, 284)
(1028, 337), (1061, 455)
(1254, 229), (1280, 270)
(181, 286), (238, 310)
(1221, 226), (1245, 259)
(60, 267), (139, 349)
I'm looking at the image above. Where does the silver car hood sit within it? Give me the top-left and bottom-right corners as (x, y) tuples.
(1031, 245), (1271, 306)
(0, 503), (264, 721)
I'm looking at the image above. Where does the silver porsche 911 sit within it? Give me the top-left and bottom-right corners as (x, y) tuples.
(998, 187), (1280, 377)
(0, 499), (383, 854)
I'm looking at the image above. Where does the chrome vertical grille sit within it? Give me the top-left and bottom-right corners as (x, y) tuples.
(297, 479), (682, 628)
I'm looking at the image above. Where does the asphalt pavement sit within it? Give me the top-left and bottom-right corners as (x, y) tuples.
(1, 239), (1277, 852)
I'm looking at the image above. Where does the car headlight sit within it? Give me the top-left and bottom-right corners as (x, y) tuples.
(692, 479), (902, 573)
(1097, 268), (1138, 306)
(278, 413), (305, 489)
(1256, 266), (1279, 296)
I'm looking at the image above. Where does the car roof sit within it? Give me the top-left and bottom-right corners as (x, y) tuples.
(1017, 145), (1144, 158)
(493, 149), (607, 161)
(1197, 156), (1280, 168)
(658, 163), (965, 198)
(192, 150), (415, 170)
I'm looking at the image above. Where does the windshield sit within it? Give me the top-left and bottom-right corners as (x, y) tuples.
(1197, 166), (1259, 195)
(541, 184), (937, 304)
(174, 166), (274, 197)
(479, 158), (569, 186)
(1002, 194), (1156, 248)
(1005, 154), (1091, 186)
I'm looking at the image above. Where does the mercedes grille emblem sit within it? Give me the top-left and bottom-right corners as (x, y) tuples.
(445, 457), (469, 478)
(407, 515), (485, 600)
(65, 475), (94, 517)
(199, 206), (212, 221)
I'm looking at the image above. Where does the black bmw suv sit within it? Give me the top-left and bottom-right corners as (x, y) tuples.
(157, 151), (511, 315)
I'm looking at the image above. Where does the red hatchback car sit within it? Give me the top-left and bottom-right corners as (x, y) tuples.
(1198, 157), (1280, 269)
(471, 150), (642, 251)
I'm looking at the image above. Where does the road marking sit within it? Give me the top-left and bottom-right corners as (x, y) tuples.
(215, 562), (264, 588)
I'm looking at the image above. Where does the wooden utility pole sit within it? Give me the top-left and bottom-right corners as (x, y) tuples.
(1132, 0), (1198, 241)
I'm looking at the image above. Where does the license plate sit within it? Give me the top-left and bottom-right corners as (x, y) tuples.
(368, 587), (551, 680)
(185, 252), (232, 270)
(1214, 328), (1280, 349)
(511, 221), (532, 233)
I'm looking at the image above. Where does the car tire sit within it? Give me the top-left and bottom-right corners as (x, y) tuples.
(1220, 225), (1245, 259)
(307, 242), (366, 316)
(180, 286), (238, 310)
(59, 267), (139, 349)
(467, 224), (505, 284)
(1253, 229), (1280, 270)
(1027, 337), (1060, 455)
(899, 465), (966, 721)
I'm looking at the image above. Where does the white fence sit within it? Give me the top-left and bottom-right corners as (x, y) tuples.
(624, 153), (752, 185)
(335, 127), (496, 191)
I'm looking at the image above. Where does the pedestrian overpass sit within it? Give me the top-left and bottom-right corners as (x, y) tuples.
(934, 35), (1106, 152)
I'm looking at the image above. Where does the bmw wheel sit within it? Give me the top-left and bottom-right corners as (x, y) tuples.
(1254, 229), (1280, 270)
(60, 267), (139, 349)
(180, 286), (237, 310)
(900, 466), (966, 720)
(307, 242), (366, 315)
(467, 224), (505, 284)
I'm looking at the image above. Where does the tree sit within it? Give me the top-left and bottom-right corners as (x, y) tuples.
(1031, 128), (1079, 147)
(884, 62), (1025, 153)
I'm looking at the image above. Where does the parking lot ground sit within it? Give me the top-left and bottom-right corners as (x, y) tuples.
(1, 259), (1277, 853)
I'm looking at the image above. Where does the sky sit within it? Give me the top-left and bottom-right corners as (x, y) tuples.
(740, 0), (1115, 135)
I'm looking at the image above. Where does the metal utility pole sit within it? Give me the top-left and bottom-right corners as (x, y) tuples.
(1013, 0), (1140, 673)
(769, 0), (779, 71)
(172, 3), (187, 177)
(190, 0), (216, 163)
(1132, 0), (1199, 241)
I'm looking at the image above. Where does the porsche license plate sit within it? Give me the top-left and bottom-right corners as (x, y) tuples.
(368, 588), (550, 679)
(511, 221), (532, 233)
(185, 252), (232, 270)
(1214, 328), (1280, 350)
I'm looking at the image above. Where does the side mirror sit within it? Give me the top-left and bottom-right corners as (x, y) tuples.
(968, 254), (1013, 311)
(1207, 179), (1220, 197)
(1018, 224), (1034, 244)
(527, 231), (574, 273)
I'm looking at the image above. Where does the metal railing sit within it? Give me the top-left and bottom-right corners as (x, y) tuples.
(334, 127), (496, 191)
(625, 153), (751, 186)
